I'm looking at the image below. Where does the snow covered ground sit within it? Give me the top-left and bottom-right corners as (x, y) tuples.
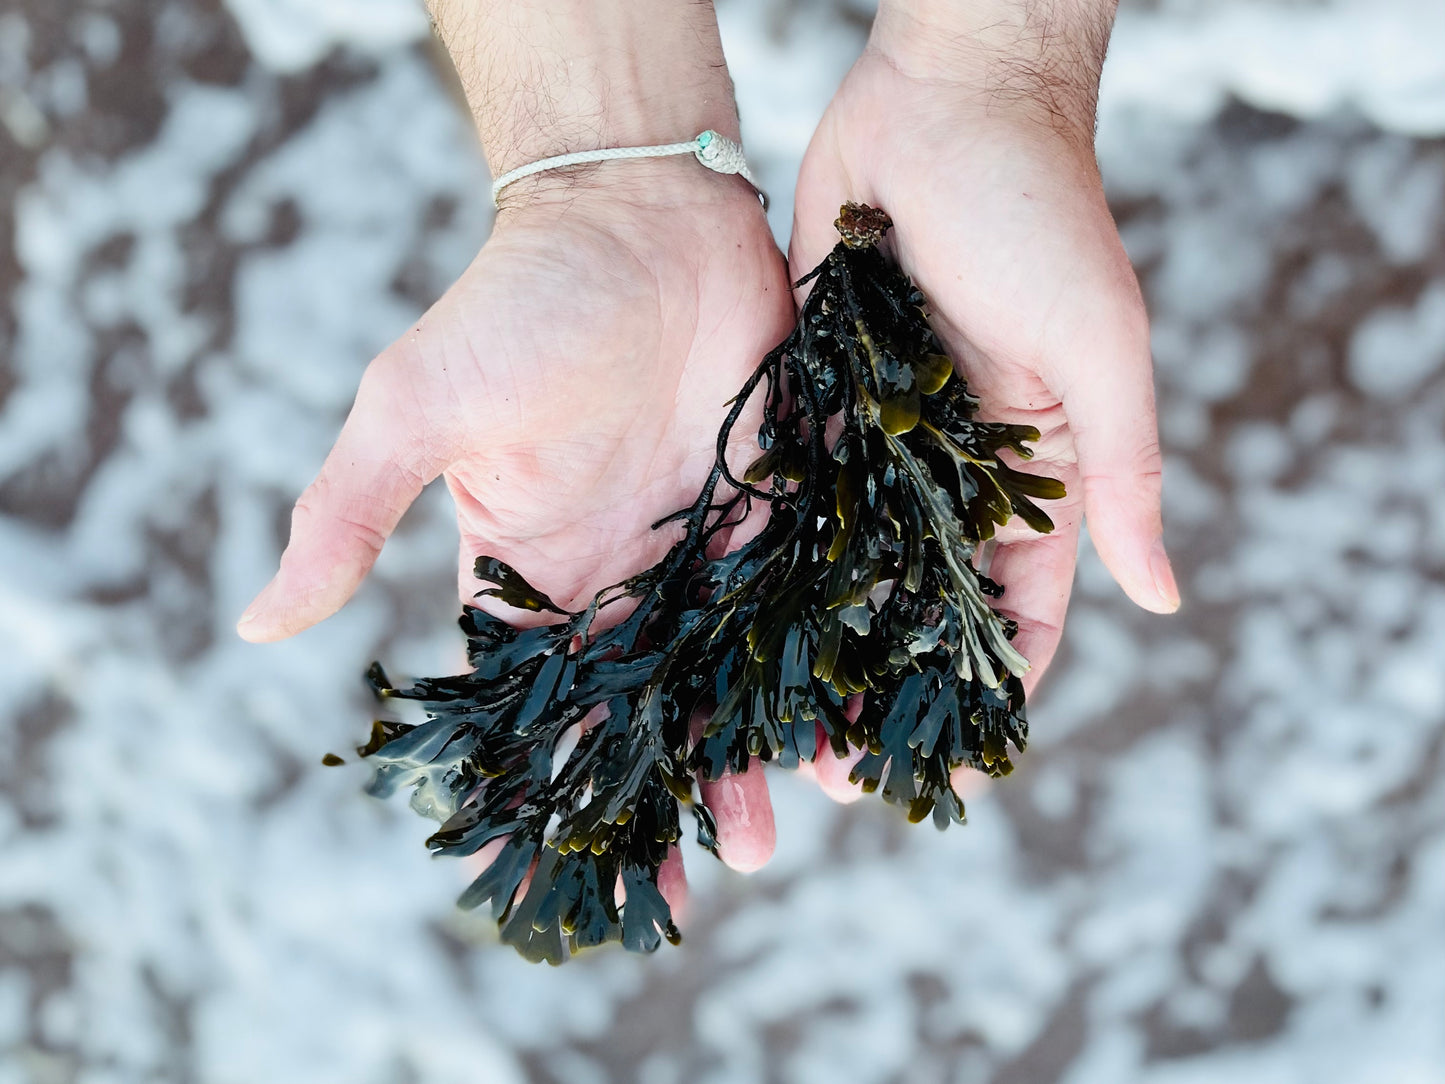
(1, 1), (1442, 1081)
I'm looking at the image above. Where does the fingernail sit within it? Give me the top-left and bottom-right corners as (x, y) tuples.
(235, 608), (266, 639)
(1149, 538), (1181, 612)
(236, 579), (277, 638)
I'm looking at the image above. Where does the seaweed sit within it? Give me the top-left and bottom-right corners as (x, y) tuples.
(349, 205), (1064, 964)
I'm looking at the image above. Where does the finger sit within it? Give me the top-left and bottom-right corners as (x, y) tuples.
(812, 705), (867, 805)
(698, 763), (776, 874)
(656, 847), (689, 925)
(948, 765), (997, 804)
(463, 837), (509, 883)
(1055, 314), (1179, 615)
(788, 208), (841, 302)
(815, 744), (867, 804)
(237, 349), (460, 641)
(787, 125), (860, 298)
(986, 516), (1080, 697)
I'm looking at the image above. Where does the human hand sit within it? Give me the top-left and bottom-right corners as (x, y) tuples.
(791, 1), (1179, 738)
(237, 169), (790, 888)
(237, 0), (791, 897)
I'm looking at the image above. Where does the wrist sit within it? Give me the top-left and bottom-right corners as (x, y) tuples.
(430, 0), (742, 180)
(489, 153), (769, 232)
(871, 0), (1117, 139)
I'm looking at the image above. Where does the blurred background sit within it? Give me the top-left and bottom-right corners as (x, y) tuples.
(2, 0), (1444, 1081)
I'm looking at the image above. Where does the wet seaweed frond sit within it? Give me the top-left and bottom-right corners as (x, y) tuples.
(352, 204), (1064, 964)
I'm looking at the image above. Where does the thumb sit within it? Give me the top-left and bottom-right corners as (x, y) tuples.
(237, 350), (460, 642)
(788, 200), (841, 297)
(787, 123), (856, 296)
(1058, 308), (1180, 615)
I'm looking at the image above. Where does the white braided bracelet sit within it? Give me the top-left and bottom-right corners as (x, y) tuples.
(490, 129), (768, 209)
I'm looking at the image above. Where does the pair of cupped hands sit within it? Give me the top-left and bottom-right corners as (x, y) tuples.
(236, 39), (1178, 906)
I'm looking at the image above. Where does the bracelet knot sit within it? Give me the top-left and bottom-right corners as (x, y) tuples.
(491, 130), (768, 210)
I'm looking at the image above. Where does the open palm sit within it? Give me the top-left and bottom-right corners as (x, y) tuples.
(238, 176), (791, 879)
(791, 49), (1178, 707)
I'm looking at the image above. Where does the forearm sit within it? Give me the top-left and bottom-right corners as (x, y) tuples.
(426, 0), (741, 183)
(872, 0), (1118, 135)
